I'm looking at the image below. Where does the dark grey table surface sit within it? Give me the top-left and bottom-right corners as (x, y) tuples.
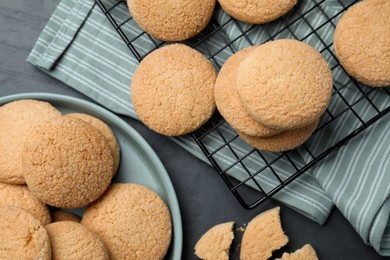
(0, 1), (387, 259)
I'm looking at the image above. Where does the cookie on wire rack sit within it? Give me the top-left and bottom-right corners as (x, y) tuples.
(127, 0), (216, 41)
(334, 0), (390, 87)
(218, 0), (297, 24)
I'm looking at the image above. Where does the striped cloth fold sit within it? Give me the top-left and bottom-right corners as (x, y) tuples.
(26, 0), (389, 255)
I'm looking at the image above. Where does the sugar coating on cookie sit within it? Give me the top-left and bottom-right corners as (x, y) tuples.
(132, 44), (217, 136)
(215, 46), (281, 137)
(0, 182), (51, 225)
(65, 113), (120, 175)
(0, 206), (51, 259)
(45, 221), (109, 260)
(81, 183), (172, 260)
(276, 244), (318, 260)
(238, 119), (318, 152)
(236, 39), (333, 130)
(22, 116), (114, 208)
(128, 0), (216, 41)
(50, 210), (81, 223)
(0, 99), (61, 184)
(334, 0), (390, 87)
(194, 221), (234, 260)
(218, 0), (297, 24)
(240, 207), (288, 260)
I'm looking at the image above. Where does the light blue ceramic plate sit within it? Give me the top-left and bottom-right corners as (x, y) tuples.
(0, 93), (183, 260)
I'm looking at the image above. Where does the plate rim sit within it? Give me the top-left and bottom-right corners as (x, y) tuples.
(0, 92), (183, 260)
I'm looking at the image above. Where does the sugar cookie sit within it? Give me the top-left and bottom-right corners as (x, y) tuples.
(22, 116), (114, 208)
(81, 183), (172, 260)
(241, 207), (288, 260)
(0, 206), (51, 259)
(238, 120), (318, 152)
(334, 0), (390, 87)
(0, 99), (61, 184)
(45, 221), (109, 260)
(128, 0), (216, 41)
(218, 0), (297, 24)
(215, 46), (280, 137)
(132, 44), (216, 136)
(195, 222), (234, 260)
(236, 39), (332, 130)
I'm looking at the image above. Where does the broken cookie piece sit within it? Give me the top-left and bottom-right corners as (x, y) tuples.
(240, 207), (289, 260)
(195, 221), (234, 260)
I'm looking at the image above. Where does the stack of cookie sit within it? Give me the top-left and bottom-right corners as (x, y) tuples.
(215, 39), (333, 152)
(0, 99), (172, 259)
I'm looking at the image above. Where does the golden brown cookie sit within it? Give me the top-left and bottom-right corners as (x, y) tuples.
(65, 113), (120, 175)
(236, 39), (333, 130)
(0, 206), (51, 259)
(50, 210), (81, 223)
(240, 207), (288, 260)
(45, 221), (109, 260)
(238, 120), (319, 152)
(194, 222), (234, 260)
(218, 0), (297, 24)
(334, 0), (390, 87)
(22, 116), (114, 208)
(0, 182), (51, 225)
(215, 46), (281, 137)
(81, 183), (172, 260)
(132, 44), (217, 136)
(276, 244), (318, 260)
(128, 0), (216, 41)
(0, 99), (61, 184)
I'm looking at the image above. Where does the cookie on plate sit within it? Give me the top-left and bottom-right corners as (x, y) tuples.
(238, 120), (319, 152)
(334, 0), (390, 87)
(22, 116), (114, 208)
(240, 207), (288, 260)
(215, 46), (281, 137)
(0, 206), (51, 259)
(50, 210), (81, 223)
(0, 182), (51, 225)
(81, 183), (172, 260)
(0, 99), (61, 184)
(194, 221), (234, 260)
(128, 0), (216, 41)
(45, 221), (109, 260)
(218, 0), (297, 24)
(276, 244), (318, 260)
(132, 44), (217, 136)
(236, 39), (333, 130)
(65, 113), (120, 175)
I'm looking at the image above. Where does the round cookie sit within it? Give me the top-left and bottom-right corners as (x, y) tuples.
(131, 44), (217, 136)
(218, 0), (297, 24)
(65, 113), (120, 175)
(240, 207), (288, 260)
(81, 183), (172, 260)
(195, 222), (234, 260)
(333, 0), (390, 87)
(127, 0), (216, 41)
(236, 39), (333, 130)
(238, 120), (319, 152)
(45, 221), (109, 260)
(0, 99), (61, 184)
(50, 210), (81, 223)
(215, 46), (281, 137)
(22, 116), (114, 208)
(0, 182), (51, 225)
(0, 206), (51, 259)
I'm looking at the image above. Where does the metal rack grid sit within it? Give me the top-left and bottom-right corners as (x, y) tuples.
(95, 0), (390, 209)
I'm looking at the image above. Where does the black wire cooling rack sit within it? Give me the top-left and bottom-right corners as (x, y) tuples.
(96, 0), (390, 209)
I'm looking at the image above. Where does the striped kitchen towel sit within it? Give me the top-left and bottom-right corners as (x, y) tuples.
(26, 0), (389, 255)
